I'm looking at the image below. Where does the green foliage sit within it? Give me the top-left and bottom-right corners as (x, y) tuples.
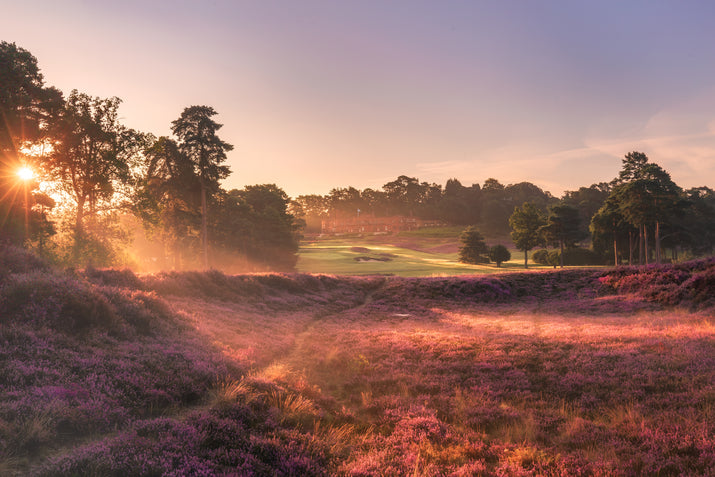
(171, 105), (233, 268)
(541, 204), (585, 266)
(509, 202), (546, 268)
(458, 226), (490, 264)
(44, 90), (146, 265)
(532, 249), (551, 265)
(489, 244), (511, 267)
(171, 105), (232, 191)
(212, 184), (301, 271)
(534, 248), (604, 266)
(542, 205), (584, 247)
(561, 247), (605, 266)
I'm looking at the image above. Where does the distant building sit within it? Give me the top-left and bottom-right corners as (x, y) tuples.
(321, 214), (445, 235)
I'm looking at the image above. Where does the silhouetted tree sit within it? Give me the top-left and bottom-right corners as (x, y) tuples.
(135, 136), (201, 268)
(590, 194), (633, 266)
(0, 41), (62, 246)
(561, 183), (610, 239)
(46, 90), (145, 263)
(676, 187), (715, 257)
(612, 156), (681, 264)
(171, 106), (233, 269)
(540, 204), (584, 267)
(509, 202), (546, 268)
(213, 184), (300, 271)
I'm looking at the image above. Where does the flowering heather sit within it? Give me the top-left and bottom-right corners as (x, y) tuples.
(2, 247), (714, 475)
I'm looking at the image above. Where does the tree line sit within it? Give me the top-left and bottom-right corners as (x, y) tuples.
(1, 41), (299, 271)
(293, 176), (560, 235)
(455, 151), (715, 268)
(295, 160), (714, 267)
(3, 41), (713, 271)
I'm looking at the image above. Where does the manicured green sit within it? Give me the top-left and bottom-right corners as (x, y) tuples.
(297, 236), (545, 276)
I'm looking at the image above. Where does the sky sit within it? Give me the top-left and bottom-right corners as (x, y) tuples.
(2, 0), (715, 198)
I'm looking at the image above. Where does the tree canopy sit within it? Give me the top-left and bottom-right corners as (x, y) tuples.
(509, 202), (546, 268)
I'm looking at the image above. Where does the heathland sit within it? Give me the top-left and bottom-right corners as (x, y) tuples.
(1, 245), (713, 476)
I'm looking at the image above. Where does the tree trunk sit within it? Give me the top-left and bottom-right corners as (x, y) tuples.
(655, 221), (661, 264)
(524, 249), (528, 269)
(629, 230), (634, 265)
(613, 218), (618, 266)
(559, 238), (564, 268)
(73, 197), (85, 263)
(639, 225), (644, 265)
(644, 225), (649, 265)
(200, 183), (209, 269)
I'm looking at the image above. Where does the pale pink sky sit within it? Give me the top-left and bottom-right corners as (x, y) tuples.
(3, 1), (715, 197)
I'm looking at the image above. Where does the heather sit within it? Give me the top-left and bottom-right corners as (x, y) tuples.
(1, 247), (714, 475)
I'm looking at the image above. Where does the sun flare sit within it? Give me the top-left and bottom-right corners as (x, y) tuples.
(17, 166), (34, 181)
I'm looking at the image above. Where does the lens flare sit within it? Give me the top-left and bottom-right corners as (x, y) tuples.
(17, 166), (34, 181)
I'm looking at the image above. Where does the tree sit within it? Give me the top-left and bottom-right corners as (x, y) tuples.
(612, 158), (681, 264)
(327, 187), (364, 218)
(0, 41), (62, 162)
(382, 175), (428, 216)
(561, 183), (610, 240)
(590, 194), (633, 266)
(540, 204), (584, 267)
(135, 136), (201, 268)
(458, 226), (490, 264)
(0, 41), (62, 246)
(291, 194), (329, 234)
(438, 179), (481, 225)
(171, 106), (233, 269)
(489, 244), (511, 267)
(509, 202), (546, 268)
(212, 184), (301, 271)
(46, 90), (145, 263)
(677, 187), (715, 257)
(481, 178), (511, 234)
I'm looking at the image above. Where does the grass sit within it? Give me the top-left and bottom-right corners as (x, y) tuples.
(297, 235), (545, 276)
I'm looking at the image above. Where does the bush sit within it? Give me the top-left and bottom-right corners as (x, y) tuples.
(489, 244), (511, 267)
(533, 248), (604, 266)
(0, 245), (48, 275)
(561, 248), (604, 266)
(532, 249), (552, 265)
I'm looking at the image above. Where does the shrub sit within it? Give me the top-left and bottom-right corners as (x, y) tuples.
(532, 249), (552, 265)
(489, 244), (511, 267)
(561, 248), (604, 266)
(0, 245), (48, 276)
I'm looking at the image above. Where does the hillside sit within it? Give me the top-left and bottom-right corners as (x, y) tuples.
(1, 246), (713, 475)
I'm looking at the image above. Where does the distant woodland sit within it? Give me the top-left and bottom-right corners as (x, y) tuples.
(2, 41), (714, 271)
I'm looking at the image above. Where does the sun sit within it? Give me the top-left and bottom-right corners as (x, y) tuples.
(17, 166), (34, 181)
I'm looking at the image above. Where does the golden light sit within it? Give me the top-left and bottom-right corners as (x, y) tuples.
(17, 166), (34, 181)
